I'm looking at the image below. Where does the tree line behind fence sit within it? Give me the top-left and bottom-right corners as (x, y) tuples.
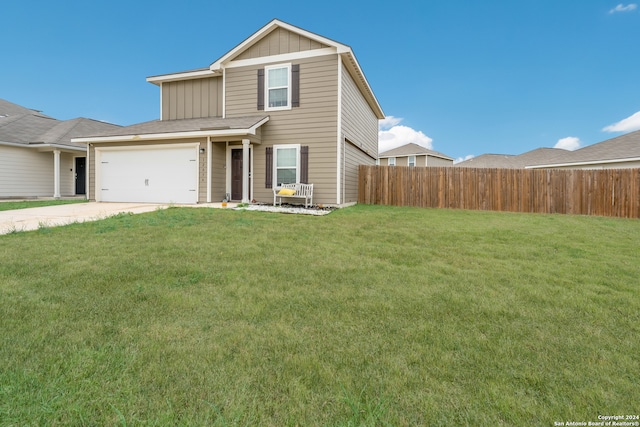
(358, 165), (640, 218)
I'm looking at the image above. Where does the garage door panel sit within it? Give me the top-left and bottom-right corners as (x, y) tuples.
(99, 146), (198, 204)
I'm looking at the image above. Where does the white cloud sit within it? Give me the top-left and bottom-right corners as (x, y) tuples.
(453, 154), (475, 164)
(609, 3), (637, 13)
(379, 115), (403, 130)
(554, 136), (582, 151)
(602, 111), (640, 132)
(378, 116), (433, 153)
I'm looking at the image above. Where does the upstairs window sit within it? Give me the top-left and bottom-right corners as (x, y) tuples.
(258, 64), (300, 111)
(408, 155), (416, 167)
(388, 157), (396, 166)
(266, 64), (290, 110)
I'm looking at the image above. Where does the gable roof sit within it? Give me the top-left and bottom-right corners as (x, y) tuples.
(147, 19), (384, 119)
(379, 143), (454, 161)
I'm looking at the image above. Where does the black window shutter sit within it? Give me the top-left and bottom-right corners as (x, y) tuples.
(265, 146), (273, 188)
(257, 69), (265, 110)
(292, 64), (300, 108)
(300, 146), (309, 184)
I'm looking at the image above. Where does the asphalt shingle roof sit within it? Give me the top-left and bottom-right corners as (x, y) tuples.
(0, 98), (121, 148)
(379, 143), (453, 160)
(455, 130), (640, 168)
(78, 115), (269, 139)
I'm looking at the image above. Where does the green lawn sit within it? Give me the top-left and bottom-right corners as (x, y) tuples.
(1, 205), (638, 426)
(0, 199), (87, 211)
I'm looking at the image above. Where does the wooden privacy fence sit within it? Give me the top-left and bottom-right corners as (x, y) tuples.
(358, 166), (640, 218)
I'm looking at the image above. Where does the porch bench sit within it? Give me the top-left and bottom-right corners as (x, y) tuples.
(273, 183), (314, 208)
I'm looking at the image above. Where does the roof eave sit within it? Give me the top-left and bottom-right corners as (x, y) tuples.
(71, 117), (270, 144)
(526, 157), (640, 169)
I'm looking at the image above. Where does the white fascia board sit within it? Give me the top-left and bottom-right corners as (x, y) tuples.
(526, 157), (640, 169)
(224, 47), (337, 70)
(146, 69), (217, 85)
(0, 140), (84, 152)
(340, 52), (385, 119)
(210, 19), (350, 71)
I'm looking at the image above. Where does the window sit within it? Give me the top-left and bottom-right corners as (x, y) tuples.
(274, 144), (300, 186)
(388, 157), (396, 166)
(265, 64), (291, 111)
(408, 156), (416, 167)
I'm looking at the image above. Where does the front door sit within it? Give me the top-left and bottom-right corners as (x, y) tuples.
(231, 149), (243, 201)
(75, 157), (86, 195)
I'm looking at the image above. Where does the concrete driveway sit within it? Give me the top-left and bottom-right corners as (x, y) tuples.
(0, 202), (168, 235)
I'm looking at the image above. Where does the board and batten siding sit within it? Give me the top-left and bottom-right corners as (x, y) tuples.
(0, 146), (76, 197)
(233, 27), (329, 61)
(161, 77), (223, 120)
(225, 54), (340, 205)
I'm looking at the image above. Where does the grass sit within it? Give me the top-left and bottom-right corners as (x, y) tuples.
(0, 199), (87, 211)
(0, 204), (638, 425)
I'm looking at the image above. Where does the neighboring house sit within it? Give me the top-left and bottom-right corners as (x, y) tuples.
(378, 143), (453, 167)
(0, 99), (120, 199)
(527, 130), (640, 169)
(73, 19), (384, 206)
(455, 148), (572, 169)
(456, 131), (640, 169)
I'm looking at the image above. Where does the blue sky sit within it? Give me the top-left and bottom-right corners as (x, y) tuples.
(2, 0), (639, 162)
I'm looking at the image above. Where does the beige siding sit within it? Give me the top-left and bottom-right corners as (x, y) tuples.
(343, 140), (374, 204)
(210, 142), (227, 202)
(426, 156), (454, 167)
(161, 77), (223, 120)
(396, 157), (408, 167)
(417, 155), (427, 167)
(234, 28), (329, 61)
(226, 54), (339, 205)
(60, 153), (75, 196)
(341, 63), (379, 159)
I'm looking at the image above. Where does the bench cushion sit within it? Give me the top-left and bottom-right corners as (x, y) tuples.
(278, 188), (296, 196)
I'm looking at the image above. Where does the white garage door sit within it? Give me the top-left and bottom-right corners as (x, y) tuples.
(99, 145), (198, 204)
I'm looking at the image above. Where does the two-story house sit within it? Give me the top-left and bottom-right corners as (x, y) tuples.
(74, 19), (384, 206)
(378, 143), (453, 167)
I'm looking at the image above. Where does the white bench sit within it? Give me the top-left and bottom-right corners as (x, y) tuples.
(273, 183), (314, 208)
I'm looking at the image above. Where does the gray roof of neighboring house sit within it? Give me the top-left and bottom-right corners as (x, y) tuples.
(533, 130), (640, 167)
(0, 98), (120, 149)
(456, 130), (640, 168)
(379, 143), (454, 160)
(76, 115), (270, 139)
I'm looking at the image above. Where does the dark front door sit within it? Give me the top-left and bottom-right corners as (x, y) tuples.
(75, 157), (86, 195)
(231, 149), (243, 201)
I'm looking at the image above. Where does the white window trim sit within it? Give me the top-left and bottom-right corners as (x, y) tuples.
(265, 63), (292, 111)
(408, 155), (416, 167)
(273, 144), (300, 188)
(388, 157), (396, 166)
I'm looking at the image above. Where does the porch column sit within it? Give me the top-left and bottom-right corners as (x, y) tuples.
(53, 149), (61, 199)
(242, 139), (250, 203)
